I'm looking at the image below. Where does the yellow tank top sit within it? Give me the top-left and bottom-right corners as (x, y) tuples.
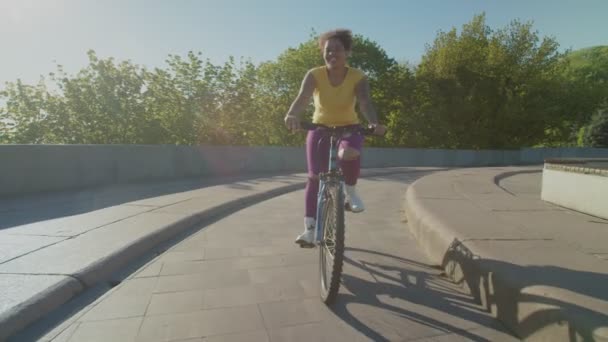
(311, 66), (365, 126)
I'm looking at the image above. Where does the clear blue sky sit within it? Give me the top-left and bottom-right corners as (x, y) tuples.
(1, 0), (607, 86)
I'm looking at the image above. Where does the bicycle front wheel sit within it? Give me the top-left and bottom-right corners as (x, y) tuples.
(319, 182), (345, 304)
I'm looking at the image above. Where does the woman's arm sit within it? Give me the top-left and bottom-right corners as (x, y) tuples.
(356, 76), (387, 135)
(355, 76), (378, 124)
(284, 70), (316, 131)
(286, 70), (316, 119)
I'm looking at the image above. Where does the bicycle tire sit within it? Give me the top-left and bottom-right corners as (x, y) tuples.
(319, 181), (345, 304)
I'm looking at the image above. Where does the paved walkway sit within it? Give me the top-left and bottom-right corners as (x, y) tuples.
(11, 172), (517, 342)
(8, 165), (607, 341)
(406, 167), (608, 341)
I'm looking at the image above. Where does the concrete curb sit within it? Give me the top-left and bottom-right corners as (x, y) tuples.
(0, 277), (82, 342)
(3, 168), (416, 340)
(404, 169), (608, 341)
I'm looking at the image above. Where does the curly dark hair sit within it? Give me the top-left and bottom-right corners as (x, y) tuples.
(318, 29), (353, 51)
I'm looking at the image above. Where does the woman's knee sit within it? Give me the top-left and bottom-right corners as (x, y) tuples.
(338, 147), (360, 161)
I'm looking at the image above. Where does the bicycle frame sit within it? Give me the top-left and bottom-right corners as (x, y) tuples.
(313, 133), (344, 245)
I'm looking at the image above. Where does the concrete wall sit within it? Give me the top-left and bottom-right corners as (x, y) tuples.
(2, 145), (608, 197)
(360, 148), (523, 167)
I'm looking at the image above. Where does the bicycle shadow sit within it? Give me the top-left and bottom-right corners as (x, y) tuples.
(440, 239), (608, 341)
(329, 247), (516, 342)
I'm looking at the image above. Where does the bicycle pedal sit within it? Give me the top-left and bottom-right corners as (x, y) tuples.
(297, 242), (316, 249)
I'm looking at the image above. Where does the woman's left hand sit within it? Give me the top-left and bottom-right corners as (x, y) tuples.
(369, 123), (387, 136)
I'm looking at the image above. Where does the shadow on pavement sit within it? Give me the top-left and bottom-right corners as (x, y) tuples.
(0, 172), (294, 229)
(331, 247), (515, 342)
(442, 239), (608, 341)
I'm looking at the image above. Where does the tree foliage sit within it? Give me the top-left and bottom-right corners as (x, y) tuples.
(581, 106), (608, 147)
(413, 14), (570, 149)
(1, 15), (605, 149)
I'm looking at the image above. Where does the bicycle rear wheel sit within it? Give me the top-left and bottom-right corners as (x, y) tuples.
(319, 182), (345, 304)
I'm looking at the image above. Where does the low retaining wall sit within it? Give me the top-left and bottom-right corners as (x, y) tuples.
(1, 144), (607, 197)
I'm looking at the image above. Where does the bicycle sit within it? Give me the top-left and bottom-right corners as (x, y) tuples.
(298, 122), (380, 304)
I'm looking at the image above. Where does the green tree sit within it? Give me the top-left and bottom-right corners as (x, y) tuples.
(0, 79), (54, 144)
(142, 51), (213, 145)
(54, 51), (147, 144)
(2, 20), (589, 150)
(378, 63), (417, 147)
(0, 118), (10, 143)
(415, 13), (566, 149)
(200, 57), (263, 145)
(582, 106), (608, 147)
(563, 46), (608, 145)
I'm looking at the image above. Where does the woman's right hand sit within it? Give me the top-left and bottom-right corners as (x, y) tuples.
(284, 115), (301, 132)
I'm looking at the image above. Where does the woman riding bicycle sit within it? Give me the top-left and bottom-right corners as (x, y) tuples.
(284, 29), (386, 245)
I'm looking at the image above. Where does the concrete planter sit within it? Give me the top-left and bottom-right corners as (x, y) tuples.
(541, 158), (608, 220)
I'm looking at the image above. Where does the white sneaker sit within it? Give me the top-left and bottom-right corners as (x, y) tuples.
(295, 217), (315, 247)
(345, 185), (365, 213)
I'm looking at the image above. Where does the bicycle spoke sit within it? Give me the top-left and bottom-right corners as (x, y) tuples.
(325, 247), (335, 260)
